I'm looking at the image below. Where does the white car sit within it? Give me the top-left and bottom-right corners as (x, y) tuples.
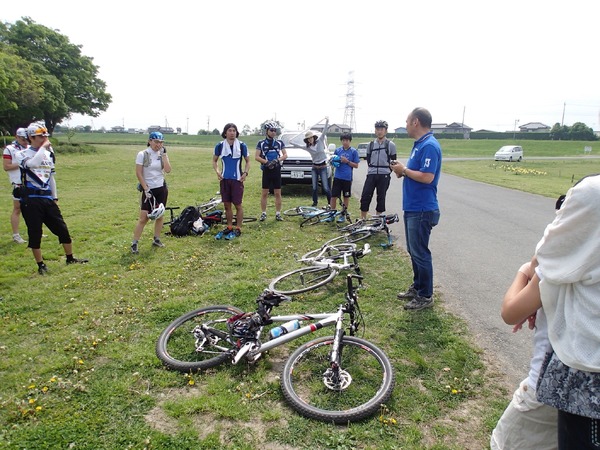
(278, 131), (333, 185)
(356, 142), (369, 159)
(494, 145), (523, 162)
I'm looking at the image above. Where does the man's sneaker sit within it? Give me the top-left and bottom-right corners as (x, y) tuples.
(336, 215), (345, 223)
(131, 242), (139, 254)
(215, 227), (231, 240)
(13, 234), (26, 244)
(311, 202), (318, 207)
(260, 212), (267, 221)
(152, 238), (165, 248)
(404, 296), (434, 311)
(225, 228), (242, 240)
(66, 257), (89, 265)
(397, 286), (418, 300)
(323, 215), (335, 222)
(275, 213), (283, 221)
(38, 263), (48, 275)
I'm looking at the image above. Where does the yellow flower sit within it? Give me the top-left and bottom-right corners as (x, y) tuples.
(36, 406), (42, 411)
(50, 377), (57, 383)
(78, 359), (84, 364)
(188, 379), (195, 386)
(28, 384), (36, 389)
(29, 398), (36, 404)
(42, 386), (49, 393)
(451, 389), (458, 394)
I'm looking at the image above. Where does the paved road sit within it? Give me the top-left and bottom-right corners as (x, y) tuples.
(352, 163), (558, 387)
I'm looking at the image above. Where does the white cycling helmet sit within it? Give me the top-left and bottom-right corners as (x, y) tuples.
(148, 202), (165, 220)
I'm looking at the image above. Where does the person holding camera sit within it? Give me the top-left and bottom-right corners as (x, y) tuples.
(17, 123), (88, 274)
(131, 131), (171, 254)
(255, 122), (287, 221)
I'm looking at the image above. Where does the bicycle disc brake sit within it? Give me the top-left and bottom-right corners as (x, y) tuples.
(322, 367), (352, 391)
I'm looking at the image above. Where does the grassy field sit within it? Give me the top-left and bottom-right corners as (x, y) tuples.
(0, 136), (597, 449)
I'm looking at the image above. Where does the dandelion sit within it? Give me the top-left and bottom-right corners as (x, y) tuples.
(78, 359), (84, 365)
(452, 389), (458, 394)
(29, 398), (36, 404)
(50, 377), (57, 383)
(42, 386), (49, 393)
(28, 384), (35, 389)
(35, 406), (42, 412)
(188, 379), (195, 386)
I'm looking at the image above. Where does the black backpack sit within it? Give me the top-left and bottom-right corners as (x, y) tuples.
(170, 206), (200, 237)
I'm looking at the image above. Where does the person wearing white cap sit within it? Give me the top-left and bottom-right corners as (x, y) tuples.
(16, 123), (88, 274)
(2, 128), (29, 243)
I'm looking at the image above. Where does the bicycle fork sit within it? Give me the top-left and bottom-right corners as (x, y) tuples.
(323, 315), (351, 391)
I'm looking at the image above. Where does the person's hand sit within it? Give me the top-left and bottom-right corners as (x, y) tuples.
(145, 190), (152, 200)
(266, 159), (278, 169)
(512, 312), (537, 333)
(518, 261), (534, 280)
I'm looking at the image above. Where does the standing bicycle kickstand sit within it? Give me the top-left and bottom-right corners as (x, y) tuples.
(156, 274), (395, 423)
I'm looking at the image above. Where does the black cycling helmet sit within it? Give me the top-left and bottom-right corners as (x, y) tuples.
(374, 120), (388, 129)
(340, 133), (352, 141)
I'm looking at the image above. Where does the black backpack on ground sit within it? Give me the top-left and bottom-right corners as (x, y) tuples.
(170, 206), (200, 237)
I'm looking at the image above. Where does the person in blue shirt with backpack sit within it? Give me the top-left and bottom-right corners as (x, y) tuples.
(255, 122), (287, 221)
(392, 108), (442, 311)
(329, 133), (360, 222)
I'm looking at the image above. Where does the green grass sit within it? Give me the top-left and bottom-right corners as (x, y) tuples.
(1, 134), (597, 449)
(1, 141), (568, 449)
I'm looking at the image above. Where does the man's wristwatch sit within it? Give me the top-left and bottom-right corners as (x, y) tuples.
(402, 167), (408, 177)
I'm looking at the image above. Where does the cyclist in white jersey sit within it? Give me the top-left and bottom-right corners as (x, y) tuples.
(3, 128), (29, 243)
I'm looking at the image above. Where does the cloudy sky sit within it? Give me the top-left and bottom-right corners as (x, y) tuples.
(4, 0), (599, 133)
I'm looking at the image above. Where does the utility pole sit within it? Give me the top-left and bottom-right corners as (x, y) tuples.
(186, 117), (189, 135)
(207, 116), (210, 132)
(561, 102), (566, 126)
(513, 119), (519, 140)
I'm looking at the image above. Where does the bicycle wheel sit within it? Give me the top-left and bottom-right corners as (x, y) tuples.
(300, 211), (335, 227)
(325, 230), (373, 246)
(283, 206), (319, 217)
(301, 243), (357, 261)
(281, 335), (395, 424)
(269, 266), (337, 295)
(156, 305), (243, 372)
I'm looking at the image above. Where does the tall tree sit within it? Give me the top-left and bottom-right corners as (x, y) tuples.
(0, 17), (111, 133)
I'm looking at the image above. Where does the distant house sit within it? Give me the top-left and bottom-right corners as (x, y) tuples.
(431, 122), (472, 138)
(394, 127), (407, 134)
(519, 122), (550, 132)
(110, 126), (126, 133)
(311, 123), (352, 134)
(147, 125), (176, 134)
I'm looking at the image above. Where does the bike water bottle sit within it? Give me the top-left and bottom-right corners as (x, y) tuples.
(269, 320), (300, 339)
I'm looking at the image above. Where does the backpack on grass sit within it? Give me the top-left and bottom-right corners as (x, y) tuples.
(170, 206), (200, 237)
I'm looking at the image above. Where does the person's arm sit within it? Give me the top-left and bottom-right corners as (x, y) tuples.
(279, 147), (287, 162)
(500, 265), (543, 325)
(212, 155), (223, 180)
(22, 139), (51, 168)
(241, 155), (250, 180)
(255, 148), (267, 164)
(161, 148), (171, 174)
(49, 176), (58, 201)
(3, 150), (19, 171)
(317, 117), (329, 145)
(135, 164), (148, 191)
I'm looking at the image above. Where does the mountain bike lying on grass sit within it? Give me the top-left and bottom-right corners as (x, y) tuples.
(156, 274), (395, 423)
(268, 243), (370, 295)
(299, 202), (350, 227)
(324, 213), (400, 248)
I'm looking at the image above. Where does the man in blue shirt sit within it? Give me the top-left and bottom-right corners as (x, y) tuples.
(255, 122), (287, 221)
(329, 133), (360, 222)
(212, 123), (250, 240)
(391, 108), (442, 310)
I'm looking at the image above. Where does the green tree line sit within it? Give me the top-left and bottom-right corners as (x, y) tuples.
(0, 17), (111, 135)
(550, 122), (597, 141)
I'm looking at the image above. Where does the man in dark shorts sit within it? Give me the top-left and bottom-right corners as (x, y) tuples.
(255, 122), (287, 221)
(212, 123), (250, 240)
(329, 133), (360, 222)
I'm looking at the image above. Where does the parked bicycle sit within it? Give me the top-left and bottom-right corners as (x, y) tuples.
(268, 243), (370, 295)
(155, 274), (395, 423)
(283, 205), (328, 218)
(165, 195), (257, 228)
(325, 214), (399, 248)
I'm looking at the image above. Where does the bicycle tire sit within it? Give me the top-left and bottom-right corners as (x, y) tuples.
(156, 305), (243, 372)
(281, 335), (395, 424)
(268, 266), (338, 295)
(301, 243), (357, 262)
(300, 211), (336, 227)
(283, 206), (319, 217)
(324, 230), (373, 246)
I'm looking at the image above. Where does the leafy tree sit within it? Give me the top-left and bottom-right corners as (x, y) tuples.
(569, 122), (597, 141)
(0, 47), (43, 133)
(0, 17), (111, 133)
